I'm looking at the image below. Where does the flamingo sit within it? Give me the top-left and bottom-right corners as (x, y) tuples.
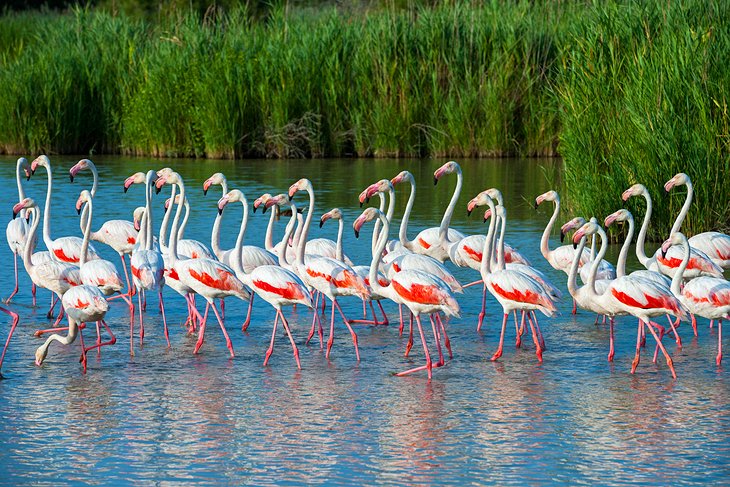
(129, 171), (169, 353)
(559, 217), (616, 285)
(621, 183), (722, 279)
(34, 284), (112, 373)
(665, 173), (730, 269)
(12, 199), (81, 330)
(205, 174), (277, 330)
(572, 222), (686, 378)
(354, 207), (459, 378)
(287, 179), (370, 360)
(391, 163), (466, 262)
(469, 192), (556, 362)
(218, 189), (312, 368)
(535, 190), (591, 314)
(253, 193), (300, 260)
(0, 307), (20, 378)
(160, 189), (215, 260)
(70, 158), (138, 298)
(5, 157), (38, 304)
(661, 232), (730, 364)
(29, 155), (100, 264)
(156, 169), (250, 357)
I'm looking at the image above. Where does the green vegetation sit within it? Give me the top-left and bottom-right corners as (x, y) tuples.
(0, 1), (728, 236)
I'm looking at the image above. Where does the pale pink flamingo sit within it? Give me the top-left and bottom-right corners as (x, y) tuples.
(572, 222), (686, 378)
(29, 155), (100, 264)
(34, 284), (112, 373)
(621, 183), (722, 279)
(320, 207), (390, 326)
(160, 189), (215, 260)
(287, 179), (370, 360)
(391, 163), (466, 262)
(354, 207), (459, 378)
(253, 193), (300, 260)
(218, 189), (312, 368)
(560, 217), (615, 285)
(665, 173), (730, 269)
(5, 157), (38, 304)
(156, 169), (250, 357)
(661, 232), (730, 364)
(129, 171), (169, 354)
(535, 190), (591, 314)
(12, 199), (81, 331)
(70, 158), (138, 298)
(0, 307), (20, 378)
(469, 192), (556, 362)
(205, 174), (277, 330)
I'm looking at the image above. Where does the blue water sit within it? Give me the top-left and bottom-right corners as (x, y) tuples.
(0, 156), (728, 485)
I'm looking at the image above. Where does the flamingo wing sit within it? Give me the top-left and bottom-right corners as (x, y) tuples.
(179, 258), (249, 300)
(656, 245), (723, 277)
(80, 259), (124, 292)
(51, 236), (100, 264)
(688, 232), (730, 268)
(387, 253), (462, 293)
(177, 239), (216, 260)
(608, 275), (685, 318)
(250, 266), (313, 307)
(486, 269), (557, 315)
(391, 269), (460, 317)
(93, 219), (138, 252)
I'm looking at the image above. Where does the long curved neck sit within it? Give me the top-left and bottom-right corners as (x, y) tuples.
(296, 185), (315, 267)
(80, 163), (99, 231)
(144, 173), (156, 252)
(80, 198), (93, 266)
(335, 218), (344, 262)
(671, 237), (690, 294)
(568, 236), (588, 298)
(438, 167), (462, 242)
(41, 163), (54, 250)
(369, 213), (391, 298)
(635, 189), (652, 266)
(587, 227), (609, 295)
(158, 184), (176, 250)
(399, 174), (416, 249)
(279, 203), (299, 267)
(232, 197), (249, 276)
(615, 215), (635, 278)
(22, 207), (40, 271)
(670, 181), (693, 236)
(496, 211), (506, 271)
(15, 160), (27, 219)
(264, 206), (277, 252)
(210, 182), (228, 259)
(167, 180), (186, 261)
(479, 199), (497, 278)
(540, 196), (559, 261)
(177, 198), (190, 240)
(372, 193), (386, 255)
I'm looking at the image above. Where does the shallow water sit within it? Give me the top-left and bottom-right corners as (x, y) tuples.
(0, 156), (728, 485)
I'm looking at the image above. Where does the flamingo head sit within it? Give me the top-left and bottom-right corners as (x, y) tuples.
(12, 198), (35, 219)
(534, 190), (558, 209)
(123, 172), (146, 193)
(433, 161), (460, 185)
(572, 221), (599, 249)
(30, 155), (50, 175)
(483, 209), (492, 223)
(288, 178), (311, 200)
(16, 157), (31, 181)
(217, 189), (245, 215)
(75, 190), (92, 215)
(664, 173), (690, 192)
(621, 183), (647, 201)
(661, 232), (686, 258)
(320, 208), (342, 228)
(353, 207), (380, 238)
(35, 345), (48, 366)
(164, 194), (184, 213)
(560, 217), (586, 242)
(155, 169), (179, 194)
(391, 170), (412, 186)
(604, 209), (631, 228)
(253, 193), (272, 213)
(133, 207), (145, 231)
(203, 172), (226, 195)
(495, 204), (506, 220)
(263, 193), (288, 214)
(466, 191), (491, 216)
(485, 188), (503, 205)
(69, 158), (92, 182)
(359, 179), (391, 206)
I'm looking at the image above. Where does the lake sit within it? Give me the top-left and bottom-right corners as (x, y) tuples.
(0, 156), (727, 485)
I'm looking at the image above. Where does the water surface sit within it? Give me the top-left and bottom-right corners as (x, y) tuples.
(0, 156), (727, 485)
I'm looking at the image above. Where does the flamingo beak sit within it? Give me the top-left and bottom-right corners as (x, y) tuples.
(155, 178), (165, 194)
(660, 239), (672, 258)
(203, 180), (212, 195)
(621, 189), (633, 201)
(664, 179), (675, 192)
(134, 220), (140, 231)
(12, 202), (23, 219)
(560, 231), (566, 243)
(483, 209), (492, 223)
(69, 174), (75, 183)
(572, 230), (586, 249)
(25, 169), (31, 181)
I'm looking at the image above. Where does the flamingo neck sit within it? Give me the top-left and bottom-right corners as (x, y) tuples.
(335, 217), (344, 262)
(292, 212), (304, 250)
(80, 162), (99, 232)
(15, 160), (27, 219)
(210, 182), (228, 259)
(372, 192), (386, 256)
(399, 174), (416, 250)
(144, 171), (157, 252)
(479, 198), (497, 279)
(368, 211), (392, 300)
(264, 205), (278, 252)
(232, 195), (249, 276)
(540, 195), (560, 261)
(158, 184), (176, 251)
(438, 166), (462, 242)
(41, 162), (53, 251)
(295, 183), (315, 267)
(568, 236), (587, 298)
(177, 198), (190, 241)
(635, 189), (652, 267)
(168, 178), (186, 260)
(670, 180), (693, 236)
(80, 197), (93, 266)
(496, 210), (507, 271)
(279, 202), (299, 267)
(587, 226), (609, 296)
(22, 207), (40, 272)
(671, 235), (690, 295)
(615, 215), (635, 278)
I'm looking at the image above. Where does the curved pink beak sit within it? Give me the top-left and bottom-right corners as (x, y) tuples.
(660, 238), (673, 257)
(123, 175), (136, 192)
(664, 178), (676, 192)
(288, 184), (298, 199)
(483, 209), (492, 222)
(572, 228), (587, 248)
(621, 188), (634, 201)
(12, 201), (25, 218)
(133, 218), (141, 231)
(353, 214), (367, 238)
(466, 198), (479, 216)
(217, 195), (229, 214)
(69, 163), (82, 182)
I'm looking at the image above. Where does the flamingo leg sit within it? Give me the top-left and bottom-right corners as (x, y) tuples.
(326, 298), (335, 358)
(647, 321), (676, 379)
(46, 294), (59, 319)
(193, 303), (210, 354)
(210, 302), (234, 358)
(651, 323), (666, 364)
(405, 313), (414, 357)
(31, 283), (36, 307)
(476, 284), (487, 332)
(377, 301), (389, 325)
(463, 279), (483, 288)
(159, 290), (170, 348)
(307, 293), (321, 346)
(396, 314), (433, 379)
(3, 253), (19, 304)
(398, 304), (404, 336)
(666, 315), (682, 347)
(436, 314), (452, 359)
(515, 312), (525, 348)
(362, 299), (367, 318)
(78, 323), (88, 373)
(278, 310), (301, 370)
(131, 287), (142, 356)
(429, 315), (444, 367)
(517, 310), (525, 338)
(572, 299), (577, 315)
(532, 311), (546, 351)
(0, 308), (20, 378)
(264, 311), (280, 366)
(491, 313), (508, 361)
(220, 298), (225, 321)
(526, 312), (543, 362)
(717, 319), (723, 366)
(241, 294), (254, 332)
(631, 320), (643, 373)
(83, 320), (117, 356)
(608, 317), (615, 362)
(334, 299), (360, 362)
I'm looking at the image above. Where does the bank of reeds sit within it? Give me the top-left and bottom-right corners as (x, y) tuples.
(0, 1), (728, 235)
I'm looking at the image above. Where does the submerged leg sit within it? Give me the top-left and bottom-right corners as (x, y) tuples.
(278, 310), (301, 370)
(3, 253), (19, 304)
(264, 311), (280, 366)
(717, 319), (723, 366)
(647, 321), (676, 379)
(159, 290), (170, 348)
(334, 300), (360, 362)
(526, 312), (543, 362)
(193, 303), (211, 354)
(0, 308), (20, 377)
(241, 293), (254, 332)
(476, 284), (487, 332)
(396, 314), (433, 379)
(491, 313), (508, 361)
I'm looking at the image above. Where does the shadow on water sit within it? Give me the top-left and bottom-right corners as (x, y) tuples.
(0, 155), (728, 485)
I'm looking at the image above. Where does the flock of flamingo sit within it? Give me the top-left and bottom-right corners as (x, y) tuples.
(0, 156), (728, 380)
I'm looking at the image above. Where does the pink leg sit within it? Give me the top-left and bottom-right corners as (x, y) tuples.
(278, 310), (301, 369)
(651, 323), (666, 364)
(321, 294), (326, 313)
(210, 302), (234, 357)
(326, 299), (336, 358)
(572, 299), (577, 315)
(631, 320), (643, 373)
(709, 319), (714, 330)
(159, 290), (170, 348)
(78, 324), (88, 373)
(463, 279), (483, 288)
(132, 288), (142, 356)
(514, 312), (522, 348)
(220, 298), (225, 321)
(526, 312), (543, 362)
(362, 299), (367, 318)
(334, 300), (360, 362)
(264, 311), (280, 365)
(83, 320), (117, 356)
(0, 308), (19, 377)
(4, 252), (19, 303)
(491, 313), (508, 361)
(396, 314), (433, 379)
(138, 289), (145, 345)
(436, 314), (452, 359)
(398, 304), (404, 336)
(377, 301), (389, 325)
(194, 304), (210, 354)
(31, 283), (36, 307)
(46, 294), (59, 319)
(647, 321), (676, 379)
(608, 317), (615, 362)
(242, 294), (254, 331)
(717, 319), (723, 366)
(476, 284), (487, 332)
(429, 315), (444, 366)
(405, 313), (414, 357)
(34, 325), (70, 337)
(307, 293), (319, 344)
(666, 315), (682, 347)
(532, 311), (546, 351)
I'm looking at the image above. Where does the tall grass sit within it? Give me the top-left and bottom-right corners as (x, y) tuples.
(0, 1), (728, 234)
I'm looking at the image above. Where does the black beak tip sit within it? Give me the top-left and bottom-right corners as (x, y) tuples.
(534, 202), (539, 209)
(288, 195), (293, 202)
(483, 217), (488, 223)
(203, 189), (208, 196)
(360, 202), (363, 208)
(253, 206), (258, 213)
(560, 232), (565, 243)
(76, 208), (81, 215)
(573, 241), (578, 250)
(26, 175), (31, 181)
(319, 220), (324, 228)
(218, 208), (223, 215)
(12, 211), (18, 220)
(262, 206), (268, 214)
(155, 185), (162, 194)
(433, 177), (438, 185)
(123, 186), (129, 193)
(354, 229), (360, 239)
(467, 209), (472, 217)
(31, 169), (36, 175)
(661, 250), (667, 259)
(69, 174), (74, 183)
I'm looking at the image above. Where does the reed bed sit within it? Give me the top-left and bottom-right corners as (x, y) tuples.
(0, 1), (728, 235)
